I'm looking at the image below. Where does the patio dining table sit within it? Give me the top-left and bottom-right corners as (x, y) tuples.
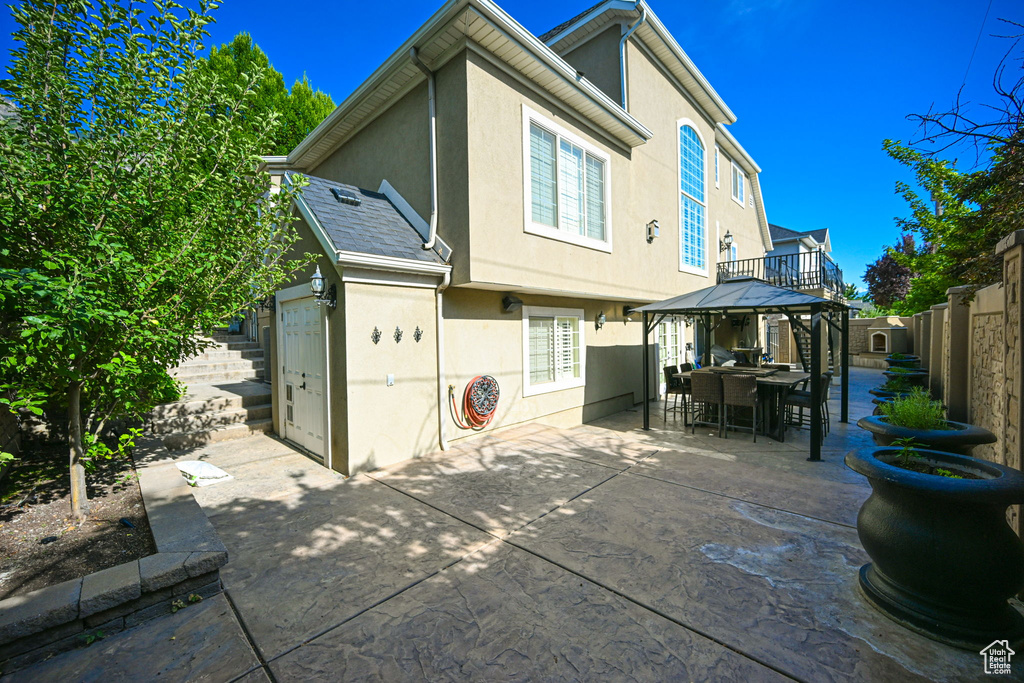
(675, 368), (811, 442)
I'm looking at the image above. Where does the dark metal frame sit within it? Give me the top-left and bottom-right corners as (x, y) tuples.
(640, 297), (849, 463)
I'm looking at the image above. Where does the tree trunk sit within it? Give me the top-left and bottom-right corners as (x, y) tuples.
(68, 381), (88, 520)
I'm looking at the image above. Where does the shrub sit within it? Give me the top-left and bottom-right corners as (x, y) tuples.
(880, 388), (949, 430)
(879, 376), (913, 393)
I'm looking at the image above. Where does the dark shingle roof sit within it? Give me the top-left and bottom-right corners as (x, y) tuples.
(539, 1), (608, 42)
(768, 223), (827, 245)
(289, 171), (445, 264)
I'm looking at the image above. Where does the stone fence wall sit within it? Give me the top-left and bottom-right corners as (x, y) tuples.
(908, 231), (1024, 535)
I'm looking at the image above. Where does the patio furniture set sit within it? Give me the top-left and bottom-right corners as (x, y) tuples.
(664, 365), (831, 443)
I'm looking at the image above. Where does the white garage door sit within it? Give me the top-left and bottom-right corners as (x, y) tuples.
(281, 297), (325, 458)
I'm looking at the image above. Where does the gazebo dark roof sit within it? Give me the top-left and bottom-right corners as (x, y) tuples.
(633, 277), (848, 316)
(635, 277), (850, 463)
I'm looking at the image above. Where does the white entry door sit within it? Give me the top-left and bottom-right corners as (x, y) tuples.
(281, 297), (325, 457)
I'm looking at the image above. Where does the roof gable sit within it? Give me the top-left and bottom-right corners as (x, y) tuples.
(769, 223), (829, 248)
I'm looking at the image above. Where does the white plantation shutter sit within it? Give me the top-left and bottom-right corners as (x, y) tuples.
(529, 317), (555, 384)
(555, 316), (580, 380)
(530, 124), (557, 227)
(559, 140), (585, 235)
(584, 154), (605, 240)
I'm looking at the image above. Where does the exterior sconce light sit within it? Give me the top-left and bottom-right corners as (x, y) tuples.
(719, 230), (734, 253)
(502, 295), (523, 312)
(596, 311), (606, 329)
(646, 219), (659, 244)
(310, 265), (337, 309)
(622, 305), (634, 320)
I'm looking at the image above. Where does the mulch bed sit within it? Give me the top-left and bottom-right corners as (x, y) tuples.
(0, 440), (156, 600)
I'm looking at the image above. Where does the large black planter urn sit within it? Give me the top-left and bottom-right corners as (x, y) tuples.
(884, 354), (921, 368)
(881, 369), (929, 388)
(867, 388), (914, 400)
(845, 448), (1024, 649)
(857, 415), (996, 455)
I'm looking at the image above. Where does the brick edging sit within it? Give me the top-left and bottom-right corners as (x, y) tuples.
(0, 439), (228, 673)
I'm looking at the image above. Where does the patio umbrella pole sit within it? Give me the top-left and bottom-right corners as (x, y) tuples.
(841, 309), (849, 423)
(642, 310), (650, 431)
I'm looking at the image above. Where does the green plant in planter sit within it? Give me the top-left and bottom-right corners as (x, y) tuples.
(890, 353), (907, 360)
(891, 436), (922, 467)
(887, 367), (921, 375)
(879, 388), (949, 430)
(879, 376), (913, 393)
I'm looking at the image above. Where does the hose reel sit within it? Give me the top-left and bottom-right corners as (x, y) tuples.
(450, 375), (500, 430)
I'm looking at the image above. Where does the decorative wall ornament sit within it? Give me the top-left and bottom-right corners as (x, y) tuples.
(413, 326), (423, 342)
(394, 326), (403, 343)
(371, 327), (381, 345)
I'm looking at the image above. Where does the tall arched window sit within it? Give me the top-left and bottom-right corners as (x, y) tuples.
(679, 124), (706, 272)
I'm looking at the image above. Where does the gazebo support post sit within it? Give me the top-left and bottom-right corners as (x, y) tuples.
(841, 308), (849, 423)
(642, 310), (650, 431)
(809, 303), (822, 462)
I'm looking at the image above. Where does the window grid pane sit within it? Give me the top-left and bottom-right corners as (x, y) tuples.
(558, 140), (585, 235)
(530, 124), (557, 227)
(679, 126), (705, 203)
(529, 317), (555, 384)
(681, 196), (705, 270)
(555, 316), (580, 380)
(585, 154), (605, 241)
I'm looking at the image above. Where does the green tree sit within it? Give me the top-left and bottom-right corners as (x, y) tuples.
(0, 0), (308, 518)
(201, 34), (334, 155)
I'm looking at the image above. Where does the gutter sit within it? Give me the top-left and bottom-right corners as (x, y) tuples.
(409, 48), (440, 251)
(619, 2), (646, 111)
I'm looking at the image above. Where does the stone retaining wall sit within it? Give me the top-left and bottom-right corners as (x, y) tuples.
(0, 439), (227, 673)
(905, 231), (1024, 536)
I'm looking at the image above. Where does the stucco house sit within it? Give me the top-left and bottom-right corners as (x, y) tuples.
(258, 0), (776, 475)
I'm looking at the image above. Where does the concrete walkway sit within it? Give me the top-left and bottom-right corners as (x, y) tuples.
(6, 368), (992, 681)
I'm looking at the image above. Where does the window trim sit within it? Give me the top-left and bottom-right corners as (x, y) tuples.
(677, 118), (709, 277)
(731, 161), (746, 208)
(714, 145), (720, 189)
(522, 105), (613, 254)
(521, 305), (586, 397)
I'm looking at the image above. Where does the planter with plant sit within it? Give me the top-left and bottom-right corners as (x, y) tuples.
(882, 366), (929, 388)
(868, 375), (916, 400)
(884, 352), (921, 369)
(845, 440), (1024, 649)
(857, 389), (996, 454)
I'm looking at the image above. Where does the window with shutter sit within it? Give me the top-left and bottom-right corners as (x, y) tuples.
(523, 106), (611, 252)
(522, 306), (586, 396)
(679, 123), (707, 274)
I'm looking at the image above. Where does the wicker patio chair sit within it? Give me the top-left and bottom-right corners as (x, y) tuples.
(690, 371), (723, 437)
(722, 373), (759, 442)
(663, 365), (684, 422)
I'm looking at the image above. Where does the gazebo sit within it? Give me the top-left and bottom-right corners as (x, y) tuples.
(632, 277), (850, 462)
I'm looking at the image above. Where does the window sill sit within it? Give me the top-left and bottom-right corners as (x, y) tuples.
(524, 222), (613, 253)
(731, 196), (746, 208)
(679, 263), (709, 277)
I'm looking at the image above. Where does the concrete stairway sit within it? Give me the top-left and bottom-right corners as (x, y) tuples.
(149, 332), (273, 450)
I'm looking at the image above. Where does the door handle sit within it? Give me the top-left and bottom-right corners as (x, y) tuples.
(300, 382), (307, 390)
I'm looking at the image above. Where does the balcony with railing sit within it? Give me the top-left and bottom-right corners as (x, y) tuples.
(716, 251), (844, 298)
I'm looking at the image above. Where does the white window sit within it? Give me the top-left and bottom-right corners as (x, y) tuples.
(522, 306), (586, 396)
(731, 162), (746, 206)
(714, 146), (720, 188)
(523, 105), (612, 252)
(678, 121), (707, 275)
(658, 318), (684, 368)
(729, 243), (738, 262)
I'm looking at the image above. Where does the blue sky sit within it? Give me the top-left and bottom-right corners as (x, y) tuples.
(2, 0), (1017, 290)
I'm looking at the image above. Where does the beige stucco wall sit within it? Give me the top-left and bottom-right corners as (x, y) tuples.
(462, 44), (764, 302)
(442, 288), (646, 444)
(342, 282), (439, 474)
(561, 25), (622, 107)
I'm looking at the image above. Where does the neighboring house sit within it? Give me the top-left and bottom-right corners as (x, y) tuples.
(259, 0), (772, 475)
(766, 223), (830, 257)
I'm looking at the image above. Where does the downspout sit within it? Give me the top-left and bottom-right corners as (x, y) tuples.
(619, 3), (647, 111)
(409, 47), (439, 251)
(435, 270), (451, 450)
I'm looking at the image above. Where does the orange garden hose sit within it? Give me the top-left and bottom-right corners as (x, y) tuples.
(449, 375), (500, 430)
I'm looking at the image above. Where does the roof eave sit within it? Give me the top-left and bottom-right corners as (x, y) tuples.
(286, 0), (651, 169)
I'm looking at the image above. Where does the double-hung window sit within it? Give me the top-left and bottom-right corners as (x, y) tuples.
(678, 122), (707, 274)
(731, 162), (746, 206)
(522, 306), (585, 396)
(524, 106), (612, 252)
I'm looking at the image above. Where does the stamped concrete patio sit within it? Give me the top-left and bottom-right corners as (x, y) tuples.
(5, 367), (997, 681)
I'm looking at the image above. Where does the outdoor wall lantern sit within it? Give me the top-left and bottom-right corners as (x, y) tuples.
(622, 305), (634, 320)
(596, 311), (606, 329)
(502, 295), (523, 313)
(719, 230), (734, 253)
(310, 265), (337, 309)
(646, 219), (659, 244)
